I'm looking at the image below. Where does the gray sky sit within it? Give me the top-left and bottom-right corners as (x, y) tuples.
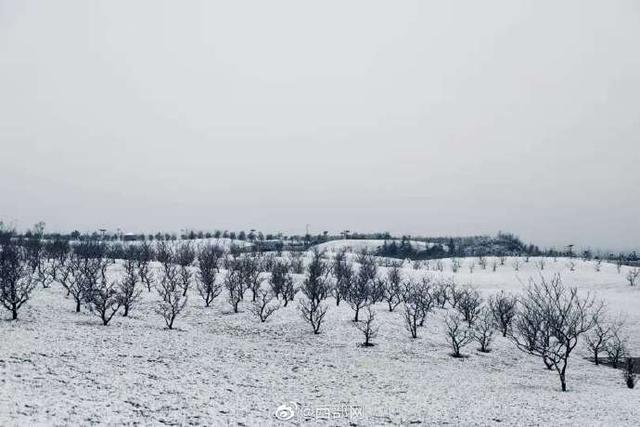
(1, 1), (639, 251)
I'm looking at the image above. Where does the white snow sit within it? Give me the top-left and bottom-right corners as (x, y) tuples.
(1, 256), (639, 425)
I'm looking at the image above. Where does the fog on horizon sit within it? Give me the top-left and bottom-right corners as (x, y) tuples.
(1, 1), (639, 251)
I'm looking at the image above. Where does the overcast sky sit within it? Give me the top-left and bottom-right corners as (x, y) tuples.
(1, 1), (639, 250)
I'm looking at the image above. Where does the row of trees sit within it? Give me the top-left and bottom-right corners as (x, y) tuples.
(1, 236), (633, 392)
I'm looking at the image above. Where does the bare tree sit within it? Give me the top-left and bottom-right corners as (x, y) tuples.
(354, 306), (379, 346)
(512, 258), (521, 271)
(626, 268), (640, 287)
(451, 258), (461, 273)
(382, 264), (403, 312)
(270, 261), (296, 307)
(118, 257), (142, 317)
(196, 244), (223, 307)
(433, 279), (450, 308)
(347, 253), (377, 322)
(86, 269), (122, 326)
(449, 280), (462, 309)
(491, 259), (498, 272)
(298, 249), (330, 334)
(456, 286), (482, 327)
(584, 314), (622, 366)
(509, 274), (603, 391)
(240, 256), (262, 302)
(281, 274), (297, 307)
(444, 313), (474, 357)
(566, 260), (576, 272)
(288, 251), (305, 274)
(489, 291), (517, 337)
(535, 258), (546, 271)
(176, 242), (196, 296)
(332, 249), (353, 306)
(156, 263), (187, 329)
(594, 259), (602, 272)
(137, 241), (155, 291)
(499, 256), (507, 266)
(402, 278), (434, 338)
(60, 254), (104, 313)
(474, 307), (496, 352)
(250, 289), (281, 322)
(0, 243), (37, 320)
(224, 269), (244, 313)
(43, 238), (70, 283)
(478, 256), (488, 270)
(605, 330), (627, 369)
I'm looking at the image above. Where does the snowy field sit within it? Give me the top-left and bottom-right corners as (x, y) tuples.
(1, 254), (639, 426)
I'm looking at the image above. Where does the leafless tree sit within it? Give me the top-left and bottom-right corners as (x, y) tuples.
(156, 263), (187, 329)
(281, 273), (297, 307)
(137, 241), (155, 291)
(584, 314), (623, 366)
(499, 256), (507, 266)
(332, 249), (352, 306)
(468, 261), (475, 274)
(60, 254), (104, 313)
(176, 242), (196, 296)
(535, 258), (546, 271)
(156, 241), (174, 267)
(43, 238), (70, 283)
(298, 249), (330, 334)
(478, 256), (488, 270)
(288, 251), (305, 274)
(616, 258), (623, 274)
(250, 289), (281, 322)
(605, 330), (627, 369)
(489, 291), (518, 337)
(626, 268), (640, 287)
(433, 279), (450, 308)
(566, 260), (576, 272)
(444, 313), (474, 357)
(382, 264), (403, 312)
(491, 259), (498, 272)
(0, 243), (37, 320)
(224, 269), (244, 313)
(512, 258), (521, 271)
(86, 270), (122, 326)
(118, 257), (142, 317)
(402, 278), (434, 338)
(196, 244), (222, 307)
(451, 258), (461, 273)
(347, 253), (377, 322)
(474, 307), (496, 352)
(456, 286), (482, 327)
(435, 260), (444, 272)
(449, 280), (462, 309)
(240, 256), (262, 302)
(354, 306), (379, 346)
(594, 259), (602, 272)
(509, 274), (603, 391)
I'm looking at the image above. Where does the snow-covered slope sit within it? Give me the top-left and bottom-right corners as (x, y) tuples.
(1, 257), (639, 425)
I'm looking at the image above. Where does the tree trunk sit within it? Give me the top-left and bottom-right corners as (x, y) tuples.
(123, 305), (129, 317)
(12, 308), (18, 320)
(594, 352), (599, 365)
(75, 299), (81, 312)
(354, 306), (360, 322)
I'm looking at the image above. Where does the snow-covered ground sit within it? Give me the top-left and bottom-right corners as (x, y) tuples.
(1, 256), (639, 425)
